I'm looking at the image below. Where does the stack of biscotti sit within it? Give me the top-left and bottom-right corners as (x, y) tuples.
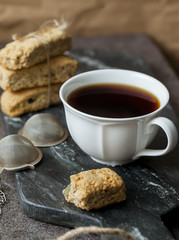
(0, 25), (78, 117)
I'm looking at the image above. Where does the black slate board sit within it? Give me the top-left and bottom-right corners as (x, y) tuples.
(2, 49), (179, 240)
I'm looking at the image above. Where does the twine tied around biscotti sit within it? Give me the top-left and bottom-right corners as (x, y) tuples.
(54, 226), (135, 240)
(12, 18), (68, 108)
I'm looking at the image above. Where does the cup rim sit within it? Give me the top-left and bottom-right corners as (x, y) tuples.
(60, 69), (169, 121)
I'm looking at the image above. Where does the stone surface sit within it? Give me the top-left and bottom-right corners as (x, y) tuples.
(1, 49), (179, 240)
(1, 35), (179, 240)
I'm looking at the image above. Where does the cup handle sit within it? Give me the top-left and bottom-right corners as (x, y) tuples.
(133, 117), (178, 159)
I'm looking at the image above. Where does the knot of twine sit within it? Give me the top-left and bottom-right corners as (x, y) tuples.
(12, 18), (68, 41)
(12, 18), (68, 108)
(54, 226), (135, 240)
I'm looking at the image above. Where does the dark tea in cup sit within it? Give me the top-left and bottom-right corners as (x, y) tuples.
(67, 83), (160, 118)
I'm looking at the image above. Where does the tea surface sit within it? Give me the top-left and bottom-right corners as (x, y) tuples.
(67, 83), (160, 118)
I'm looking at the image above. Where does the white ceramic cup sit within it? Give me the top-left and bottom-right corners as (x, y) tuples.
(60, 69), (178, 166)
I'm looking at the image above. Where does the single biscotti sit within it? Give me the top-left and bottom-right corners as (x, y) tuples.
(0, 26), (71, 70)
(63, 168), (126, 211)
(0, 55), (77, 91)
(1, 83), (62, 117)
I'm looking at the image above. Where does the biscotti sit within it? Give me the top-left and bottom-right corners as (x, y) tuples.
(1, 83), (62, 117)
(0, 25), (71, 70)
(0, 55), (78, 91)
(63, 168), (126, 211)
